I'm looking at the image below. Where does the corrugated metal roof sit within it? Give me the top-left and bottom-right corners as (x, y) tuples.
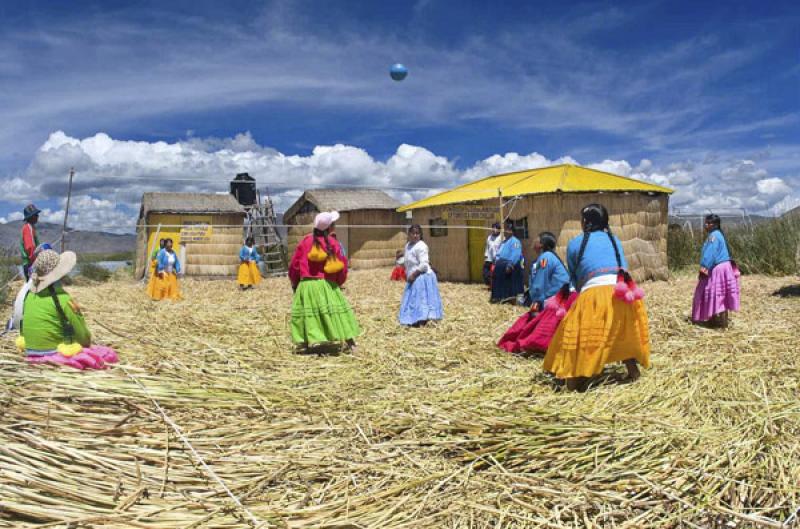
(397, 164), (674, 211)
(139, 192), (246, 219)
(284, 188), (400, 220)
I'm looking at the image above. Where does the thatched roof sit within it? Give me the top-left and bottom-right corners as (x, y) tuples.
(284, 189), (400, 220)
(782, 205), (800, 219)
(139, 192), (246, 220)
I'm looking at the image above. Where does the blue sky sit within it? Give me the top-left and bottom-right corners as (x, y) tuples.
(0, 0), (798, 232)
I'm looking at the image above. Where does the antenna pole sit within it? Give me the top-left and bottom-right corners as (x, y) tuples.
(61, 167), (74, 252)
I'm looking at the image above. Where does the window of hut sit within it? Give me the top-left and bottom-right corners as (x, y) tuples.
(430, 218), (448, 237)
(298, 202), (319, 215)
(510, 217), (529, 239)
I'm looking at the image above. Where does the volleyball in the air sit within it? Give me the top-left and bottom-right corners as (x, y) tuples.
(390, 63), (408, 81)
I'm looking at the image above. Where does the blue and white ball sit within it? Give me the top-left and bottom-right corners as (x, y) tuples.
(390, 63), (408, 81)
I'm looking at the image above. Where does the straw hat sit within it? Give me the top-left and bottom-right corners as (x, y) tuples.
(30, 249), (77, 293)
(313, 211), (340, 231)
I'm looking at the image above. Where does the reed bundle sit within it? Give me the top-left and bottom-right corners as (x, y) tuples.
(1, 270), (798, 528)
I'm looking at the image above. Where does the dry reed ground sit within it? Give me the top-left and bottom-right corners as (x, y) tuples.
(1, 270), (799, 528)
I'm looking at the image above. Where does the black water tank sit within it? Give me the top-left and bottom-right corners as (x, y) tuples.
(230, 172), (256, 207)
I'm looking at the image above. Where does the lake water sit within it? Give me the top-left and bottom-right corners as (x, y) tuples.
(68, 261), (131, 276)
(2, 261), (130, 279)
(91, 260), (131, 272)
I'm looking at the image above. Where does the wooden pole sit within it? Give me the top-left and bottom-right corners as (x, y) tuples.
(498, 188), (504, 241)
(61, 167), (74, 252)
(144, 223), (162, 282)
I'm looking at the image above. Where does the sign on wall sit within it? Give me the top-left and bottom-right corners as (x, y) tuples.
(442, 206), (501, 221)
(181, 224), (213, 242)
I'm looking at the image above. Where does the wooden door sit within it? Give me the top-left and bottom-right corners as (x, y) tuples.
(467, 220), (486, 283)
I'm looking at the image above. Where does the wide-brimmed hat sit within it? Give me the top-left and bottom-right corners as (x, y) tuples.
(313, 211), (340, 231)
(23, 204), (41, 220)
(30, 249), (77, 293)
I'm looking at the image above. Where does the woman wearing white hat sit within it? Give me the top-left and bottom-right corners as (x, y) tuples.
(18, 249), (118, 369)
(288, 211), (360, 351)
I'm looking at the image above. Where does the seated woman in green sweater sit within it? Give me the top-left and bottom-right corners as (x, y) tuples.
(18, 250), (118, 370)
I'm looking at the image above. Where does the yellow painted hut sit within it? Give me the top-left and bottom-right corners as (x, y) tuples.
(134, 192), (246, 279)
(398, 164), (674, 283)
(284, 189), (406, 269)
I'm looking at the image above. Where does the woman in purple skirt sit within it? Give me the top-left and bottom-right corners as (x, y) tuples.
(692, 214), (741, 328)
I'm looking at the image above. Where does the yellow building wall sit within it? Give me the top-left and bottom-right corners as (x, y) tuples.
(139, 213), (244, 278)
(144, 214), (214, 255)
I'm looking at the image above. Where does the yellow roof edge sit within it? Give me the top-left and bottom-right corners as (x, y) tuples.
(566, 164), (674, 195)
(396, 163), (673, 212)
(396, 165), (559, 212)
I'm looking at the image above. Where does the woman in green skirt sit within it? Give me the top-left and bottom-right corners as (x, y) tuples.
(288, 211), (360, 351)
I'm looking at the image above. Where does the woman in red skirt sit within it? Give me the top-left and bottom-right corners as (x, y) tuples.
(498, 232), (575, 355)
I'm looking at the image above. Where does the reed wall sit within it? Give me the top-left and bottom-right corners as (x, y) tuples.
(408, 192), (669, 283)
(285, 209), (405, 270)
(135, 213), (245, 278)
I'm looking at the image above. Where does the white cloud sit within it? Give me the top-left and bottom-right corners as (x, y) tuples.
(756, 177), (792, 197)
(44, 196), (138, 233)
(771, 194), (800, 215)
(461, 152), (577, 182)
(2, 130), (796, 233)
(0, 212), (24, 224)
(385, 144), (458, 187)
(588, 160), (633, 177)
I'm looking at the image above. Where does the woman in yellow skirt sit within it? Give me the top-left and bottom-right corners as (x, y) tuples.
(152, 238), (182, 301)
(238, 236), (262, 290)
(145, 238), (165, 298)
(543, 204), (649, 391)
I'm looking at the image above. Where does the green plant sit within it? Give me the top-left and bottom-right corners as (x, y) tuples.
(111, 265), (134, 280)
(668, 217), (800, 276)
(79, 263), (112, 282)
(77, 251), (134, 263)
(0, 265), (15, 304)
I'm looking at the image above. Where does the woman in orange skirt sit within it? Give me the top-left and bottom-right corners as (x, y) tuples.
(238, 236), (262, 290)
(145, 238), (165, 298)
(543, 204), (649, 391)
(152, 238), (182, 301)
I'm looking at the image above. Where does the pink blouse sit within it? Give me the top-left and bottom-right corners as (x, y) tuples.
(289, 234), (349, 288)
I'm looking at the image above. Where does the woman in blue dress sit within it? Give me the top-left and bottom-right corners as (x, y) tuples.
(490, 220), (525, 304)
(399, 225), (444, 327)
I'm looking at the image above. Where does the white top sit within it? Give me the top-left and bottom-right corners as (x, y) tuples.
(11, 279), (32, 330)
(581, 273), (617, 292)
(484, 234), (502, 262)
(165, 252), (176, 274)
(404, 240), (432, 276)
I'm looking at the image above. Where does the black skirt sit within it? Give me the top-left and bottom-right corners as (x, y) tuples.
(483, 261), (493, 286)
(490, 258), (524, 303)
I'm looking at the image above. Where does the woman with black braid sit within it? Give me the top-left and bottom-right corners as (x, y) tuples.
(288, 211), (360, 352)
(543, 204), (650, 391)
(691, 214), (740, 328)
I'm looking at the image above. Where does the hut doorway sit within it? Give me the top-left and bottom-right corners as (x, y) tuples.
(467, 220), (486, 283)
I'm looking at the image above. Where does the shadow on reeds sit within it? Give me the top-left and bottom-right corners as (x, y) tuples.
(772, 284), (800, 298)
(294, 343), (346, 356)
(532, 367), (638, 393)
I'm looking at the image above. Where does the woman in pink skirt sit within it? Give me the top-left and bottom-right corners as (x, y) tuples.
(498, 232), (576, 355)
(692, 214), (740, 328)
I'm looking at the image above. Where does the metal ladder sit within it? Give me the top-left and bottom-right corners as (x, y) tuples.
(246, 189), (287, 276)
